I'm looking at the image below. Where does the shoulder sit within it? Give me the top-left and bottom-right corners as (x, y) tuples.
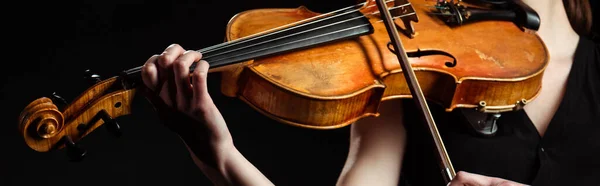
(578, 35), (599, 52)
(571, 35), (600, 109)
(574, 36), (600, 68)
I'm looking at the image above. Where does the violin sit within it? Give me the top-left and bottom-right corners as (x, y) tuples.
(18, 0), (547, 183)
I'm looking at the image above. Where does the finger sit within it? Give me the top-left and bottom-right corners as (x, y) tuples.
(157, 44), (186, 106)
(173, 50), (203, 110)
(158, 44), (186, 69)
(159, 79), (174, 107)
(141, 54), (160, 91)
(157, 44), (186, 82)
(191, 60), (212, 107)
(449, 171), (492, 186)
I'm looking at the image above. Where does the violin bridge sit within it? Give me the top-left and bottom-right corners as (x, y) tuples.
(392, 0), (419, 38)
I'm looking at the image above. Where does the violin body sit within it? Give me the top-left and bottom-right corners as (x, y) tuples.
(215, 0), (548, 129)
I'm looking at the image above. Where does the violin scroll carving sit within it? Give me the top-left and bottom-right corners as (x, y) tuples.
(19, 97), (65, 140)
(18, 77), (137, 153)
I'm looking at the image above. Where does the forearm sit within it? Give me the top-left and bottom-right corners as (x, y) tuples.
(182, 139), (274, 186)
(337, 123), (406, 186)
(337, 100), (407, 186)
(142, 44), (272, 185)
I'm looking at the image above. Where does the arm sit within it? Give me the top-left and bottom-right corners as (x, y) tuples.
(335, 99), (528, 186)
(182, 139), (273, 186)
(336, 99), (407, 186)
(141, 44), (274, 186)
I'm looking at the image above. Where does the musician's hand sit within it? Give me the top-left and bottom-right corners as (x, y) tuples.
(449, 171), (529, 186)
(140, 44), (273, 185)
(140, 43), (233, 166)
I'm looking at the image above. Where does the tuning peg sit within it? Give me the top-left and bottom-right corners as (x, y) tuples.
(84, 69), (102, 85)
(50, 92), (68, 110)
(62, 136), (86, 162)
(100, 110), (121, 137)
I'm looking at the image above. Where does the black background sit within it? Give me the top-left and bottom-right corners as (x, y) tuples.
(2, 1), (599, 186)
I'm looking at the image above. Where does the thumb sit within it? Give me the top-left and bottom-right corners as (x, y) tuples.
(140, 84), (169, 113)
(140, 84), (185, 131)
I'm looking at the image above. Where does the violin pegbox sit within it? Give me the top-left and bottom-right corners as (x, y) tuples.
(18, 76), (137, 161)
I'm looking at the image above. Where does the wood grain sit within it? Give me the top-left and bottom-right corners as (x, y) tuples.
(19, 77), (136, 152)
(218, 0), (547, 129)
(18, 0), (549, 152)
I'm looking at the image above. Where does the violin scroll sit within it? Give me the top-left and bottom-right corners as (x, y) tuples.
(19, 97), (65, 140)
(18, 76), (137, 153)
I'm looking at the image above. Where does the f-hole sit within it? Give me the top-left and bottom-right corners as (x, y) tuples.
(387, 42), (457, 67)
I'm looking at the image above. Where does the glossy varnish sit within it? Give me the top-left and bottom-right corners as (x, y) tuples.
(218, 0), (548, 129)
(18, 0), (548, 152)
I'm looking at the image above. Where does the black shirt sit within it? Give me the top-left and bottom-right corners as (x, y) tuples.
(399, 37), (600, 186)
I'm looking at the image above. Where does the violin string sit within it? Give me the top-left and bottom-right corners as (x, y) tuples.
(196, 3), (368, 55)
(199, 0), (397, 56)
(124, 1), (417, 75)
(207, 23), (372, 68)
(374, 12), (417, 23)
(123, 10), (412, 75)
(200, 4), (409, 61)
(200, 12), (363, 60)
(368, 3), (411, 16)
(123, 2), (378, 75)
(206, 11), (418, 67)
